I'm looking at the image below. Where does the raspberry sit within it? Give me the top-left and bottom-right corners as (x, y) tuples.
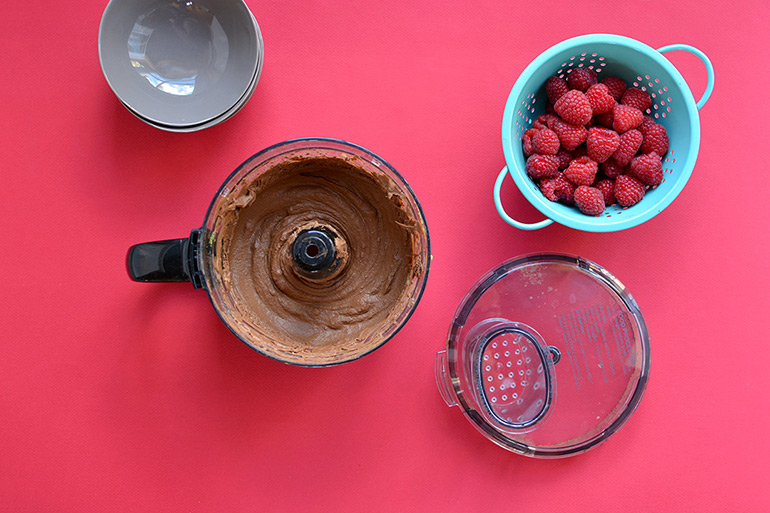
(611, 129), (643, 166)
(555, 148), (572, 169)
(564, 156), (598, 186)
(612, 104), (643, 133)
(540, 174), (575, 203)
(638, 116), (657, 134)
(595, 179), (616, 206)
(629, 153), (664, 186)
(601, 159), (625, 179)
(554, 90), (593, 126)
(532, 68), (675, 215)
(574, 186), (605, 216)
(567, 68), (598, 92)
(615, 175), (646, 207)
(570, 145), (587, 160)
(594, 108), (615, 128)
(533, 113), (559, 131)
(639, 123), (669, 157)
(523, 138), (534, 157)
(539, 177), (559, 201)
(586, 127), (621, 163)
(585, 83), (615, 115)
(545, 76), (570, 104)
(531, 128), (560, 155)
(526, 154), (560, 180)
(522, 128), (538, 157)
(621, 88), (653, 113)
(553, 173), (576, 203)
(601, 76), (627, 101)
(552, 118), (588, 151)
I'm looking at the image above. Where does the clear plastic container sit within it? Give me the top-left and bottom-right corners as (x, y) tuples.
(436, 254), (649, 457)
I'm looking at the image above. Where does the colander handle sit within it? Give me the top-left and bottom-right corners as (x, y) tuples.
(657, 44), (714, 110)
(494, 167), (553, 230)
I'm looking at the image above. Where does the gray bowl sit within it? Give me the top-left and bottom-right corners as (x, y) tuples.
(99, 0), (263, 129)
(120, 56), (259, 132)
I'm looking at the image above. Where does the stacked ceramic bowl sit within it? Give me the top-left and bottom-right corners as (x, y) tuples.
(99, 0), (263, 132)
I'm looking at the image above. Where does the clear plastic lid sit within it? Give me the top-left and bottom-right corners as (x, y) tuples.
(436, 254), (649, 458)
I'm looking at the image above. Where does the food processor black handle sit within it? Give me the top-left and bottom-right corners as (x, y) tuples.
(127, 238), (193, 283)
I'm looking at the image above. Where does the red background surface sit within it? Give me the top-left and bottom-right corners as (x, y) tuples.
(2, 1), (769, 511)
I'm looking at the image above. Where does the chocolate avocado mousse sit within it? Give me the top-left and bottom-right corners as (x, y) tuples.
(210, 155), (427, 365)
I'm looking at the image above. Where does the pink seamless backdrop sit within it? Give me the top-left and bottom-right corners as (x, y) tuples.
(1, 0), (768, 511)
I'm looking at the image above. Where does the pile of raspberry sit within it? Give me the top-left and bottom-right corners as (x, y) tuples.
(522, 68), (670, 216)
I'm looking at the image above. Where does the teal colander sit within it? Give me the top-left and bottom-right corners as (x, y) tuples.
(495, 34), (714, 232)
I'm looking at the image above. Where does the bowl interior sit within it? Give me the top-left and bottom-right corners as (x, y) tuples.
(118, 47), (261, 133)
(99, 0), (262, 127)
(502, 35), (700, 232)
